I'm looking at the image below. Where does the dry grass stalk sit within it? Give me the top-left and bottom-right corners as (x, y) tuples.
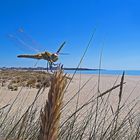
(38, 70), (67, 140)
(16, 111), (28, 139)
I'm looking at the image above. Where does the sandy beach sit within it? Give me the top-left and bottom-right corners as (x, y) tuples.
(66, 74), (140, 104)
(0, 73), (140, 117)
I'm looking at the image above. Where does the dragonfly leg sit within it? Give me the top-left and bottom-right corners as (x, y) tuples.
(46, 61), (49, 72)
(49, 62), (53, 72)
(53, 63), (63, 70)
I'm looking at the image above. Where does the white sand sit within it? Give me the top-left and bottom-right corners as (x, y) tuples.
(0, 74), (140, 118)
(64, 74), (140, 105)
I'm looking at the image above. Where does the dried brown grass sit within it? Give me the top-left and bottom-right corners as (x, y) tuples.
(38, 70), (67, 140)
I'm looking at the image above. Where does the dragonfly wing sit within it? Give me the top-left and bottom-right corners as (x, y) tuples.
(17, 54), (42, 59)
(56, 41), (66, 54)
(17, 28), (43, 52)
(8, 33), (39, 53)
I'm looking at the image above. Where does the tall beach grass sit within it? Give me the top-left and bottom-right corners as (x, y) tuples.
(0, 68), (140, 140)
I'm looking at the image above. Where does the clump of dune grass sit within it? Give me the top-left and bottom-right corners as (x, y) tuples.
(0, 70), (51, 90)
(38, 70), (67, 140)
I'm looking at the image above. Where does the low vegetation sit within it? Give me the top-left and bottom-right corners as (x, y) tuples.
(0, 70), (51, 90)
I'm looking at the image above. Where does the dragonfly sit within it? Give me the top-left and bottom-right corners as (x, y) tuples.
(9, 28), (67, 71)
(17, 41), (66, 70)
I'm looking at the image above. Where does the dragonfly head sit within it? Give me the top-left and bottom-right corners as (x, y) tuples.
(51, 53), (59, 62)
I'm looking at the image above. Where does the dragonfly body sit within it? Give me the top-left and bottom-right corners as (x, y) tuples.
(17, 51), (58, 63)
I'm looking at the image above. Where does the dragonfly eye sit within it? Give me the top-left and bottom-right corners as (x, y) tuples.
(54, 53), (58, 56)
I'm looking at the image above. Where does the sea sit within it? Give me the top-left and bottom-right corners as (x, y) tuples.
(64, 70), (140, 76)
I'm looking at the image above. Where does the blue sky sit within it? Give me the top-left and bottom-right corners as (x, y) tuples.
(0, 0), (140, 70)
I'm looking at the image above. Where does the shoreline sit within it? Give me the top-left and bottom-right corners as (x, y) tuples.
(1, 68), (140, 76)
